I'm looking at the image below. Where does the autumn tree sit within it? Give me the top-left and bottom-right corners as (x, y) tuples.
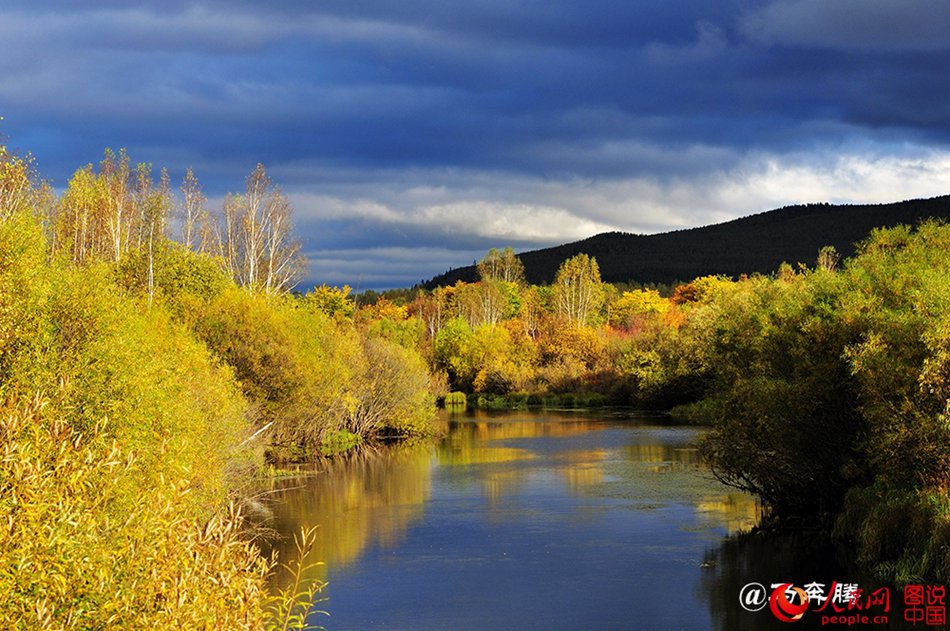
(552, 253), (605, 325)
(518, 285), (544, 340)
(56, 164), (109, 264)
(475, 280), (506, 328)
(477, 247), (525, 284)
(54, 150), (171, 271)
(609, 289), (670, 331)
(179, 166), (210, 252)
(100, 148), (132, 262)
(136, 165), (172, 303)
(450, 282), (479, 327)
(304, 284), (356, 320)
(415, 287), (449, 340)
(217, 164), (304, 293)
(817, 245), (840, 271)
(0, 147), (36, 222)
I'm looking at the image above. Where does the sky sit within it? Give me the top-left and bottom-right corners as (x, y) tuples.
(3, 0), (950, 290)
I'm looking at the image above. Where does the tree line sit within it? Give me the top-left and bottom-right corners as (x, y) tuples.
(50, 149), (303, 298)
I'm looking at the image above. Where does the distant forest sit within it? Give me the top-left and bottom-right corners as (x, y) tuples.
(425, 196), (950, 287)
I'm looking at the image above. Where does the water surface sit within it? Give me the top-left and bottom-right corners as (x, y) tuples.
(266, 409), (766, 630)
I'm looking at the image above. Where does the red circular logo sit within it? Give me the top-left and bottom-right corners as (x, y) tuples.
(770, 583), (809, 623)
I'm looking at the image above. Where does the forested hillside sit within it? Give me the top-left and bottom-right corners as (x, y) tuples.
(426, 196), (950, 287)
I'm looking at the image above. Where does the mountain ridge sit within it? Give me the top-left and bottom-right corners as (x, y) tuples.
(424, 195), (950, 287)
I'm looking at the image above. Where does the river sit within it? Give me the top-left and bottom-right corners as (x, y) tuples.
(263, 409), (913, 630)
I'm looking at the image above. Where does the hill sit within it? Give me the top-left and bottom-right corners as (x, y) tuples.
(424, 195), (950, 287)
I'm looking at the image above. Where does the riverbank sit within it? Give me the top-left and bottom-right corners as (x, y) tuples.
(442, 390), (607, 411)
(0, 147), (439, 628)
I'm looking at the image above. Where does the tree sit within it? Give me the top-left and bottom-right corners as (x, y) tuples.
(518, 286), (544, 340)
(817, 245), (840, 271)
(415, 288), (449, 340)
(477, 247), (525, 284)
(475, 280), (506, 328)
(57, 164), (109, 264)
(552, 253), (604, 325)
(140, 166), (172, 304)
(0, 148), (34, 222)
(179, 167), (208, 252)
(304, 284), (356, 320)
(610, 288), (670, 331)
(54, 150), (170, 270)
(100, 148), (132, 262)
(217, 164), (304, 293)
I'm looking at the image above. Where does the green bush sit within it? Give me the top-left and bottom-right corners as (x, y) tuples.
(444, 391), (467, 407)
(683, 222), (950, 579)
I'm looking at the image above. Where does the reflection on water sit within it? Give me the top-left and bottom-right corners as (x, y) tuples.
(264, 444), (434, 584)
(696, 494), (760, 535)
(264, 410), (766, 630)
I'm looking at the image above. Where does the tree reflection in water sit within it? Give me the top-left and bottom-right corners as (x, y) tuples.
(262, 410), (770, 630)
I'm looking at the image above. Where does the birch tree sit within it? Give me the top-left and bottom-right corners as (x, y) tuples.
(0, 147), (33, 222)
(218, 164), (304, 293)
(132, 164), (171, 304)
(57, 165), (109, 264)
(101, 148), (132, 262)
(477, 247), (525, 284)
(179, 167), (207, 251)
(552, 253), (604, 325)
(417, 288), (448, 340)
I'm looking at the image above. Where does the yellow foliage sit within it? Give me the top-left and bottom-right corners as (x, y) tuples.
(359, 297), (408, 323)
(0, 395), (274, 629)
(671, 275), (735, 305)
(0, 148), (34, 221)
(304, 284), (356, 320)
(543, 323), (608, 369)
(194, 288), (362, 451)
(610, 288), (670, 330)
(0, 217), (288, 627)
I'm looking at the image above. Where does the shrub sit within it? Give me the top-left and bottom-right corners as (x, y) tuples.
(0, 203), (280, 627)
(444, 391), (467, 407)
(193, 288), (361, 452)
(348, 336), (435, 437)
(0, 395), (274, 629)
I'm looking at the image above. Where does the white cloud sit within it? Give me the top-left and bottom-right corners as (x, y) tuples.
(714, 149), (950, 213)
(287, 144), (950, 287)
(417, 201), (614, 241)
(301, 246), (486, 289)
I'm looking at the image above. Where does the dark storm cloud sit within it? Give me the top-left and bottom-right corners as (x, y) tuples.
(741, 0), (950, 52)
(3, 0), (950, 288)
